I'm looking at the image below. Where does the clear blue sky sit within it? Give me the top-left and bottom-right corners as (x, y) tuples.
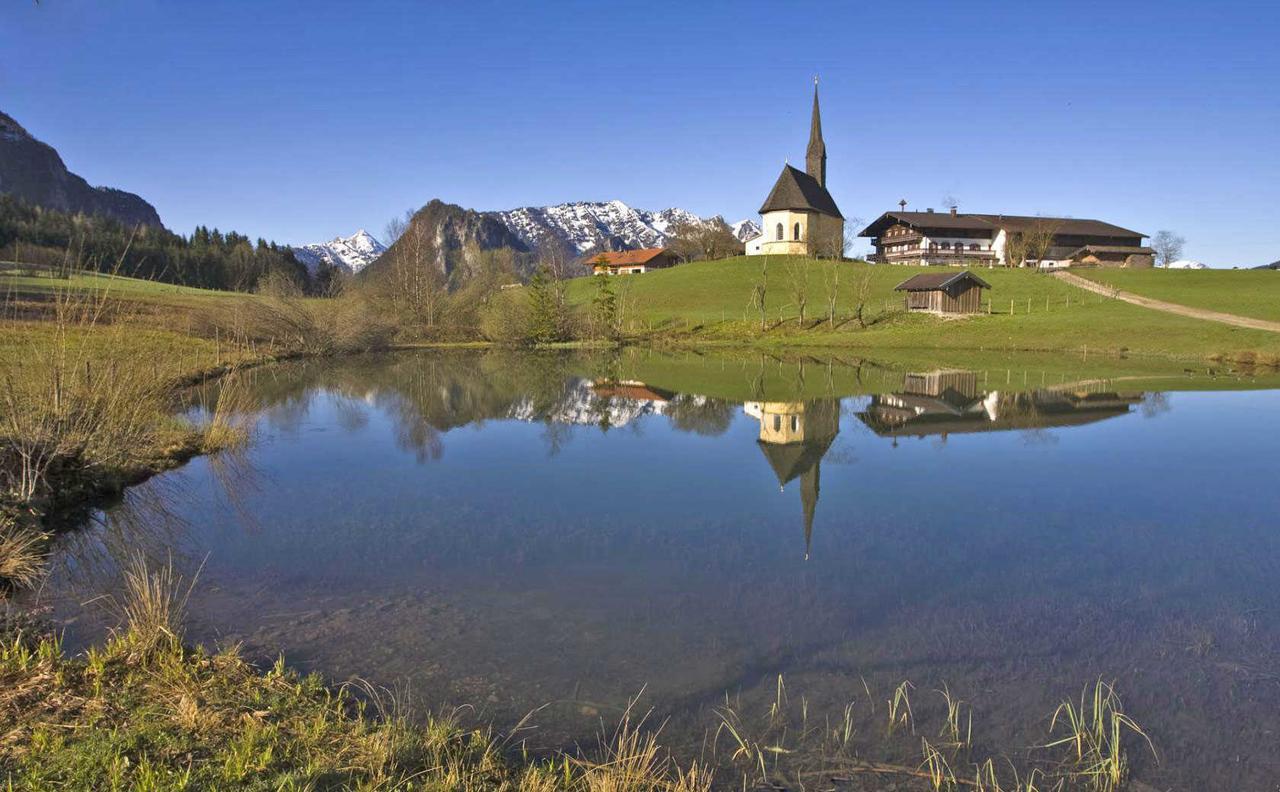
(3, 0), (1278, 265)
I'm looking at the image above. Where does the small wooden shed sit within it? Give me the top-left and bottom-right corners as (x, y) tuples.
(893, 271), (991, 314)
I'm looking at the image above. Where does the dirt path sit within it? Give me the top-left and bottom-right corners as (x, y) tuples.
(1052, 271), (1280, 333)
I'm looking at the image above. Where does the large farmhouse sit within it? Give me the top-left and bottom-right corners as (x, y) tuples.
(747, 81), (844, 257)
(859, 209), (1153, 268)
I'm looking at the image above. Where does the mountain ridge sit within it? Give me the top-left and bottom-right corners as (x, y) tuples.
(291, 229), (386, 274)
(0, 110), (164, 229)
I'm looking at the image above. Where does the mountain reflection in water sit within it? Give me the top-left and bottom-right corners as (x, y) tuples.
(24, 349), (1280, 792)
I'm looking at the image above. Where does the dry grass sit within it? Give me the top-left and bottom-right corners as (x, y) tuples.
(0, 515), (45, 589)
(194, 274), (396, 358)
(0, 284), (175, 506)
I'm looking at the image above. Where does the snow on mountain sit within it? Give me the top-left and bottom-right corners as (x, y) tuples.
(487, 200), (753, 254)
(505, 378), (667, 428)
(1167, 259), (1207, 270)
(732, 219), (761, 241)
(292, 229), (386, 274)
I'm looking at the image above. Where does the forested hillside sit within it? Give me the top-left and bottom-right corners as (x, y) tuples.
(0, 195), (319, 293)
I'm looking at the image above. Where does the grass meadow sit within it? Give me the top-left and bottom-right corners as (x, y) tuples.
(1074, 267), (1280, 323)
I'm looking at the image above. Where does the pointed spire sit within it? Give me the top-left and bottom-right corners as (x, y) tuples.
(800, 461), (819, 560)
(806, 78), (827, 188)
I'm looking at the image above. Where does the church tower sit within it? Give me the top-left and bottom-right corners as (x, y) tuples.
(754, 79), (843, 257)
(806, 78), (826, 188)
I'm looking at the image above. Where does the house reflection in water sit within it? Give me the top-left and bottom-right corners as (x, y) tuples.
(743, 400), (841, 559)
(858, 369), (1145, 440)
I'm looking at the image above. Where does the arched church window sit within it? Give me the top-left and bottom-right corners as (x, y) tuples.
(775, 223), (784, 241)
(793, 223), (802, 241)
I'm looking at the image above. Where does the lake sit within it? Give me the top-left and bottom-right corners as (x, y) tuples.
(26, 349), (1280, 790)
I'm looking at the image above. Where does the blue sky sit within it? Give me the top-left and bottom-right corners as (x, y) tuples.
(3, 0), (1278, 265)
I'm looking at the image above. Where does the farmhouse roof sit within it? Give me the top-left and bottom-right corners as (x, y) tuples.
(589, 248), (669, 266)
(759, 165), (843, 219)
(893, 271), (991, 292)
(859, 212), (1145, 239)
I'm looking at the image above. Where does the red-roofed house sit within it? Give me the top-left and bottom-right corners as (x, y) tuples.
(589, 248), (680, 275)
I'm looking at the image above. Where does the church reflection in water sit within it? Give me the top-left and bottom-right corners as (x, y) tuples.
(743, 400), (840, 560)
(587, 371), (1148, 559)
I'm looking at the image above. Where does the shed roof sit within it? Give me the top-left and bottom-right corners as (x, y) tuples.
(759, 165), (843, 218)
(893, 271), (991, 291)
(590, 248), (669, 266)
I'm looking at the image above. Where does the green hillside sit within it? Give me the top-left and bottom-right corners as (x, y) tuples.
(562, 256), (1280, 362)
(1, 267), (243, 303)
(1074, 267), (1280, 322)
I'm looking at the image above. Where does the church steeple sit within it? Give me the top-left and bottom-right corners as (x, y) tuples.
(806, 77), (827, 188)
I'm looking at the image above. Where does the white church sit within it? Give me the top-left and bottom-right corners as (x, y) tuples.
(745, 81), (845, 257)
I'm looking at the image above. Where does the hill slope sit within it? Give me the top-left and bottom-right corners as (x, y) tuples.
(0, 110), (163, 228)
(1074, 268), (1280, 323)
(562, 257), (1280, 360)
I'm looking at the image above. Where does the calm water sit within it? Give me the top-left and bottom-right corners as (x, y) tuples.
(28, 350), (1280, 789)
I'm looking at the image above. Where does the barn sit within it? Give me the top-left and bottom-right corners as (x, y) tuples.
(893, 271), (990, 314)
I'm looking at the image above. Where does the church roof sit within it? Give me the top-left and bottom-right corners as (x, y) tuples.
(759, 165), (843, 219)
(757, 435), (835, 486)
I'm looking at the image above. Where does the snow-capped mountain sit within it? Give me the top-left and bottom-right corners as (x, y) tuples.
(506, 378), (668, 428)
(1166, 259), (1207, 270)
(732, 219), (762, 241)
(291, 229), (386, 274)
(486, 200), (754, 254)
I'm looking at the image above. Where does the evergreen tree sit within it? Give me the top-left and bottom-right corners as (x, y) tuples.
(589, 273), (618, 340)
(525, 266), (568, 344)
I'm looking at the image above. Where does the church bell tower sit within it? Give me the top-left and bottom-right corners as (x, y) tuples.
(806, 77), (827, 188)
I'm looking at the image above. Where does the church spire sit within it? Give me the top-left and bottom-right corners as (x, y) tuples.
(806, 76), (827, 188)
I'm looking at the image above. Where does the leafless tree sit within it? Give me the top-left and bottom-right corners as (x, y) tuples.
(667, 217), (743, 262)
(383, 218), (446, 330)
(1151, 230), (1185, 268)
(1004, 219), (1061, 268)
(785, 257), (810, 325)
(851, 265), (875, 327)
(749, 257), (769, 330)
(821, 258), (841, 327)
(383, 209), (414, 247)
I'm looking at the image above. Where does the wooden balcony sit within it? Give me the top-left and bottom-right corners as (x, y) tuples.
(880, 247), (998, 261)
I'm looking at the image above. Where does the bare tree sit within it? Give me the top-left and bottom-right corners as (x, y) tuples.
(851, 265), (875, 327)
(1151, 230), (1185, 268)
(1003, 219), (1061, 268)
(750, 257), (769, 330)
(821, 258), (841, 327)
(383, 209), (415, 247)
(785, 257), (810, 325)
(811, 223), (849, 260)
(667, 217), (743, 262)
(383, 218), (446, 330)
